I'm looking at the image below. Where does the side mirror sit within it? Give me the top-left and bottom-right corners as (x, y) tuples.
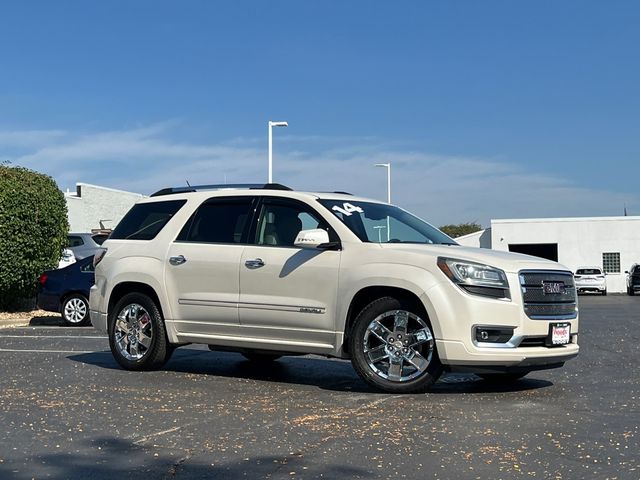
(294, 229), (330, 249)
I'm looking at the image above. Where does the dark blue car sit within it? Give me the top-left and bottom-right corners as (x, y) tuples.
(37, 256), (95, 326)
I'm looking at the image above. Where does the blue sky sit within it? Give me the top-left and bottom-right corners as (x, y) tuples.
(1, 1), (638, 226)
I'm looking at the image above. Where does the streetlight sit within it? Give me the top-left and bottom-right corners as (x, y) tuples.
(374, 163), (391, 241)
(268, 120), (288, 183)
(374, 163), (391, 203)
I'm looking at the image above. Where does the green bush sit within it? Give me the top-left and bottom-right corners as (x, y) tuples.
(0, 165), (68, 309)
(439, 222), (483, 239)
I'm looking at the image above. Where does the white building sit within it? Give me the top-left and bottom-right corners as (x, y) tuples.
(457, 216), (640, 293)
(65, 183), (145, 232)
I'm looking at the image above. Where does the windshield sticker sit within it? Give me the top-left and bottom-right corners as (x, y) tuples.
(332, 203), (364, 216)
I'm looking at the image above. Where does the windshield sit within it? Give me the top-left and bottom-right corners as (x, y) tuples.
(318, 199), (457, 245)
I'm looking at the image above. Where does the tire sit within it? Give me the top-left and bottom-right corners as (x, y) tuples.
(108, 292), (173, 371)
(629, 287), (635, 296)
(241, 352), (282, 362)
(349, 296), (442, 393)
(477, 372), (529, 383)
(602, 289), (607, 296)
(61, 294), (91, 327)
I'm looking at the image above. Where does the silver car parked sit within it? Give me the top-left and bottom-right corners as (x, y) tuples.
(68, 233), (109, 260)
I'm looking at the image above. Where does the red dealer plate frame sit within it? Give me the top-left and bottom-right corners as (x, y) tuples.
(546, 322), (571, 347)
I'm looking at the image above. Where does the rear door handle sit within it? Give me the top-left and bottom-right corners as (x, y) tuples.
(244, 258), (265, 269)
(169, 255), (187, 266)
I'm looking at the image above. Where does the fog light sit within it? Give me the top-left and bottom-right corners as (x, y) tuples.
(475, 327), (514, 343)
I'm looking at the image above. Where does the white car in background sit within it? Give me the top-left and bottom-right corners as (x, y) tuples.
(574, 267), (607, 295)
(57, 248), (76, 269)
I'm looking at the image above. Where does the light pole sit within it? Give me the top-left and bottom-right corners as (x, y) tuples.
(374, 163), (391, 203)
(268, 120), (288, 183)
(375, 163), (391, 241)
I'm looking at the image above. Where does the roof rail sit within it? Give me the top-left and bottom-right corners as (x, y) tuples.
(150, 183), (293, 197)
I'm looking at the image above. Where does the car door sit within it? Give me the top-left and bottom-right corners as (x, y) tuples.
(238, 197), (341, 349)
(164, 196), (257, 336)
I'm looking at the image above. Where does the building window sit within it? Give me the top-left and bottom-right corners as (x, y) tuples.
(602, 252), (621, 273)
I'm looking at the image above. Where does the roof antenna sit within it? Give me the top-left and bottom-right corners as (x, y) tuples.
(186, 180), (192, 187)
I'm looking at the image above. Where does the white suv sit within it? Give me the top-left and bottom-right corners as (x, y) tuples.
(90, 184), (579, 393)
(574, 267), (607, 295)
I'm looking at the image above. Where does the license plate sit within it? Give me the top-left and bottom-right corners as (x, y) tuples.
(547, 323), (571, 346)
(543, 281), (566, 295)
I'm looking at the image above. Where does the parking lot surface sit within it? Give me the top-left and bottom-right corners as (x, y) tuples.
(0, 295), (638, 479)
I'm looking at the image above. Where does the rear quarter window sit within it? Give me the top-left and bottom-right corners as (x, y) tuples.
(110, 200), (186, 240)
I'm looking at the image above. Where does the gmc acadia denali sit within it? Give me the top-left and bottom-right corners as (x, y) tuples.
(90, 184), (579, 393)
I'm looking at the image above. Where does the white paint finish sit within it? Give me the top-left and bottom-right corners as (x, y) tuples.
(239, 246), (340, 342)
(65, 183), (145, 232)
(491, 216), (640, 293)
(164, 242), (244, 333)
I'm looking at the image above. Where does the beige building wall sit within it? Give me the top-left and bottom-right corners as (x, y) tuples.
(65, 183), (145, 232)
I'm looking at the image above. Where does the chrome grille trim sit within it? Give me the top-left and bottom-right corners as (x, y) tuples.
(519, 270), (578, 320)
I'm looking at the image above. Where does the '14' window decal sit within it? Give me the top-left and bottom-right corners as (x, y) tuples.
(332, 203), (364, 216)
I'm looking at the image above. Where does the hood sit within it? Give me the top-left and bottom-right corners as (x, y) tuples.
(377, 244), (570, 273)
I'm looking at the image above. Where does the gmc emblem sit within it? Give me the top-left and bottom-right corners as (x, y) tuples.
(542, 281), (566, 295)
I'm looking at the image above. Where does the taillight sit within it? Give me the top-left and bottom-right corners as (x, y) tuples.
(38, 273), (48, 286)
(93, 248), (107, 268)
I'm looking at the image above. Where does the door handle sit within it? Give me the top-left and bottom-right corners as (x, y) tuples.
(245, 258), (265, 269)
(169, 255), (187, 266)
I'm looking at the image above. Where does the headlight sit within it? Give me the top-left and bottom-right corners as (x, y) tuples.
(437, 257), (511, 300)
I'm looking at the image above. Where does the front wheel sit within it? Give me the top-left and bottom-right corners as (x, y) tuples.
(602, 289), (607, 296)
(349, 297), (442, 393)
(108, 293), (173, 371)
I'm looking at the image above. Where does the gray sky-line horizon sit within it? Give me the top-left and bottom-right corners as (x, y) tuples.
(2, 123), (637, 228)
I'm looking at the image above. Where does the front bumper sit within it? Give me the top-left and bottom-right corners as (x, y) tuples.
(436, 338), (579, 373)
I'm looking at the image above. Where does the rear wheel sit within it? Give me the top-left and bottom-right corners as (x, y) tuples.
(108, 293), (173, 371)
(629, 287), (635, 296)
(349, 297), (442, 393)
(61, 294), (90, 326)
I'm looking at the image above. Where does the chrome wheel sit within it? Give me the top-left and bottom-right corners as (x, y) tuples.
(363, 309), (434, 383)
(114, 303), (154, 361)
(63, 296), (88, 324)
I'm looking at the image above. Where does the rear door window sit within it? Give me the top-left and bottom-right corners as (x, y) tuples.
(68, 236), (85, 247)
(111, 200), (186, 240)
(92, 234), (109, 245)
(176, 197), (254, 244)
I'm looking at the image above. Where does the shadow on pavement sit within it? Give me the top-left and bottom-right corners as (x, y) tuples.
(29, 315), (64, 326)
(68, 348), (553, 395)
(0, 436), (372, 480)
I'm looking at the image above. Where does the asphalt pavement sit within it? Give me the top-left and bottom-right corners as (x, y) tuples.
(0, 295), (638, 479)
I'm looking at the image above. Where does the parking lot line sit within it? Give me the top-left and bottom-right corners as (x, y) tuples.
(0, 348), (100, 353)
(0, 334), (107, 339)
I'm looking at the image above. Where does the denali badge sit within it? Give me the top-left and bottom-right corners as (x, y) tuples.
(542, 281), (566, 295)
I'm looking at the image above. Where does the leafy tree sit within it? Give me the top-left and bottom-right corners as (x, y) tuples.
(439, 222), (483, 239)
(0, 165), (68, 309)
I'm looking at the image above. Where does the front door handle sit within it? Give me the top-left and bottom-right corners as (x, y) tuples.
(245, 258), (265, 269)
(169, 255), (187, 266)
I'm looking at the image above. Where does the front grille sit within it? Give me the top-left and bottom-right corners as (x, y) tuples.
(519, 270), (577, 320)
